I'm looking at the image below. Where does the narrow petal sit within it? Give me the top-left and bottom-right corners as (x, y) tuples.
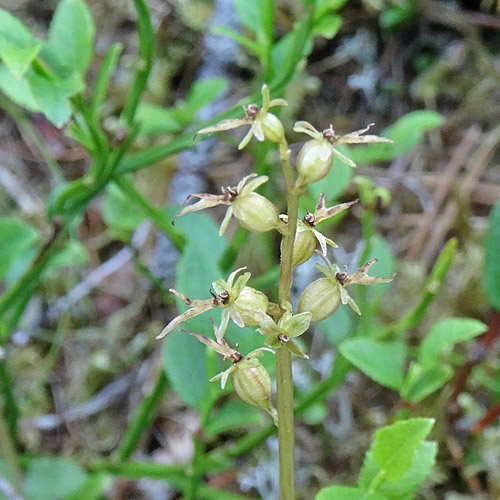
(217, 308), (231, 340)
(314, 198), (359, 224)
(246, 347), (275, 359)
(220, 367), (234, 389)
(226, 267), (247, 290)
(293, 121), (322, 139)
(212, 278), (228, 295)
(181, 330), (236, 357)
(347, 296), (361, 315)
(337, 124), (393, 144)
(240, 175), (269, 196)
(232, 274), (252, 298)
(252, 120), (265, 142)
(174, 193), (229, 222)
(345, 258), (395, 286)
(195, 117), (252, 139)
(331, 147), (356, 168)
(156, 300), (216, 338)
(261, 84), (270, 110)
(230, 307), (245, 328)
(269, 98), (288, 108)
(286, 339), (309, 359)
(325, 236), (338, 249)
(313, 230), (328, 255)
(238, 128), (254, 150)
(339, 285), (350, 306)
(282, 311), (312, 338)
(219, 206), (233, 236)
(236, 173), (258, 192)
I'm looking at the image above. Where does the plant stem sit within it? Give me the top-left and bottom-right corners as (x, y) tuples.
(275, 138), (300, 500)
(0, 395), (22, 493)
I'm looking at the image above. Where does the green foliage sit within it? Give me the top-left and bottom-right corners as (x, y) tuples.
(316, 419), (435, 499)
(137, 78), (227, 135)
(205, 401), (263, 436)
(0, 0), (94, 126)
(340, 339), (405, 390)
(347, 111), (444, 164)
(0, 218), (38, 280)
(23, 457), (88, 500)
(482, 200), (500, 309)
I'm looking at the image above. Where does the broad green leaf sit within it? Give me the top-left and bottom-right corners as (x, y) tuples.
(340, 339), (405, 390)
(28, 73), (84, 127)
(0, 9), (41, 77)
(482, 201), (500, 309)
(186, 78), (227, 112)
(205, 400), (263, 436)
(162, 211), (227, 409)
(418, 318), (487, 368)
(41, 0), (95, 77)
(359, 441), (437, 498)
(302, 401), (328, 425)
(24, 457), (88, 500)
(0, 64), (40, 111)
(163, 327), (208, 410)
(102, 184), (146, 234)
(346, 111), (444, 164)
(400, 362), (452, 403)
(373, 418), (434, 483)
(0, 217), (38, 280)
(316, 486), (387, 500)
(312, 14), (342, 39)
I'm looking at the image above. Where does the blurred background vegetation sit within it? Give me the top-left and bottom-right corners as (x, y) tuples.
(0, 0), (500, 499)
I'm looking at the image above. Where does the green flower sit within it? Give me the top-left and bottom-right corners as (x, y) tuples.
(156, 267), (268, 340)
(173, 173), (283, 236)
(181, 328), (277, 424)
(255, 302), (312, 358)
(195, 84), (287, 149)
(298, 254), (395, 321)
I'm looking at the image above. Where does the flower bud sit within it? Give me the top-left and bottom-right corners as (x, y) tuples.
(232, 192), (281, 233)
(233, 286), (269, 327)
(287, 224), (317, 267)
(296, 140), (333, 187)
(297, 277), (341, 322)
(260, 112), (285, 144)
(232, 359), (276, 421)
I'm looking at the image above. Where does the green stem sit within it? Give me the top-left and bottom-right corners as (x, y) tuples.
(0, 393), (22, 493)
(115, 371), (169, 461)
(275, 138), (300, 500)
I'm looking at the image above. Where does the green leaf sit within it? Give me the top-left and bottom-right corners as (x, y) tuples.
(136, 103), (184, 135)
(162, 328), (208, 410)
(359, 441), (437, 498)
(28, 73), (84, 127)
(0, 217), (38, 280)
(162, 211), (227, 409)
(41, 0), (95, 77)
(400, 362), (453, 403)
(205, 400), (263, 436)
(340, 339), (405, 390)
(186, 78), (227, 112)
(24, 457), (88, 500)
(372, 418), (434, 483)
(316, 486), (387, 500)
(482, 201), (500, 309)
(315, 0), (348, 19)
(48, 239), (88, 269)
(0, 64), (40, 111)
(102, 184), (146, 234)
(418, 318), (487, 368)
(312, 14), (342, 39)
(233, 0), (260, 33)
(0, 9), (41, 77)
(347, 111), (444, 164)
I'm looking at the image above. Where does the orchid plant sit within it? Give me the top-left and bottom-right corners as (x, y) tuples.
(159, 84), (394, 500)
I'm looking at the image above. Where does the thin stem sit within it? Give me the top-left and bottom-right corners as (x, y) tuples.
(275, 138), (300, 500)
(0, 395), (22, 494)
